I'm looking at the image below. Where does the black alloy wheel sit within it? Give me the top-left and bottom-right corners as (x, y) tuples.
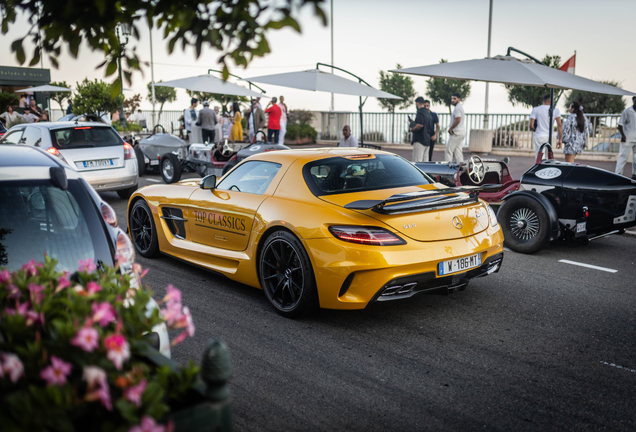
(129, 200), (160, 257)
(160, 153), (182, 184)
(498, 195), (551, 254)
(259, 230), (318, 318)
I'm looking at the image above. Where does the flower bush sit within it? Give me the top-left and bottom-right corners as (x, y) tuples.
(0, 257), (199, 432)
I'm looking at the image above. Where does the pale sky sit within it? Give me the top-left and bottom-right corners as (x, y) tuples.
(1, 0), (634, 115)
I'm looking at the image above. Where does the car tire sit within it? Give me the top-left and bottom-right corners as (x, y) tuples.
(117, 185), (138, 200)
(129, 199), (160, 258)
(222, 161), (236, 176)
(259, 230), (318, 318)
(160, 153), (182, 184)
(134, 147), (146, 176)
(498, 195), (551, 254)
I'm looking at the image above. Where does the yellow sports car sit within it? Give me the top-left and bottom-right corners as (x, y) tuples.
(127, 148), (504, 317)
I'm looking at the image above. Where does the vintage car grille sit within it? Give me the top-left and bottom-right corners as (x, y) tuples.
(613, 195), (636, 224)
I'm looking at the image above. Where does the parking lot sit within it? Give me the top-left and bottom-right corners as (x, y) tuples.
(103, 154), (636, 431)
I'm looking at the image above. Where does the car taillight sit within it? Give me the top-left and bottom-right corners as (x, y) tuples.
(487, 205), (499, 227)
(46, 147), (70, 165)
(123, 142), (134, 160)
(101, 202), (118, 227)
(116, 231), (137, 287)
(328, 226), (406, 246)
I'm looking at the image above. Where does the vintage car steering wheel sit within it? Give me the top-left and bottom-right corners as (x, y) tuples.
(254, 130), (267, 143)
(152, 124), (166, 135)
(468, 155), (485, 184)
(536, 143), (554, 164)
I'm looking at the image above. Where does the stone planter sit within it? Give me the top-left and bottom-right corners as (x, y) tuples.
(469, 129), (494, 153)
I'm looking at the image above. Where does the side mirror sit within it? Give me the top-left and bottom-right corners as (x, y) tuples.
(199, 174), (217, 190)
(503, 156), (510, 164)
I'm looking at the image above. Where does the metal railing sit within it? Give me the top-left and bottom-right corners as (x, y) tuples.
(319, 111), (622, 152)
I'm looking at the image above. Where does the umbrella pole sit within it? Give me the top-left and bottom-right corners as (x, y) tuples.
(548, 88), (554, 146)
(359, 96), (364, 145)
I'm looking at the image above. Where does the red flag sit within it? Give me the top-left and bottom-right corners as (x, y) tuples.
(560, 54), (576, 74)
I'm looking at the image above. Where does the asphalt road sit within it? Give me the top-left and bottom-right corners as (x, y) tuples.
(102, 155), (636, 432)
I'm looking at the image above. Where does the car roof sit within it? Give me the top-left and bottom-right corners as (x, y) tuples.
(10, 121), (112, 131)
(242, 147), (395, 165)
(0, 145), (81, 180)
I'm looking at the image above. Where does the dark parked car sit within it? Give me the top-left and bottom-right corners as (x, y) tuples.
(416, 144), (636, 253)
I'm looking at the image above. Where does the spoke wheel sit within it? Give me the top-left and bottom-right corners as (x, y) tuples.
(129, 200), (160, 257)
(498, 194), (551, 254)
(259, 231), (317, 318)
(160, 153), (182, 184)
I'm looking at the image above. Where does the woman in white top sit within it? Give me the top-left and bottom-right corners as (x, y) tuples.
(561, 101), (591, 163)
(0, 105), (22, 129)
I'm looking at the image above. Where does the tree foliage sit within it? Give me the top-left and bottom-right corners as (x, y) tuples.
(188, 91), (249, 114)
(148, 82), (177, 124)
(1, 0), (327, 98)
(564, 80), (626, 114)
(378, 64), (416, 113)
(425, 59), (472, 113)
(287, 109), (315, 126)
(48, 81), (71, 111)
(123, 93), (142, 114)
(0, 92), (19, 110)
(504, 55), (561, 109)
(73, 79), (124, 117)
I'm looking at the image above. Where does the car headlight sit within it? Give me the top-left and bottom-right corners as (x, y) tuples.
(487, 205), (499, 227)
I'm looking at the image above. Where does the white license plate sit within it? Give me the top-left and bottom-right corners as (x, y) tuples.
(83, 159), (113, 168)
(576, 222), (586, 233)
(150, 160), (159, 166)
(438, 253), (482, 276)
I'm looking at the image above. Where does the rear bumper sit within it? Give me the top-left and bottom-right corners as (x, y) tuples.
(81, 161), (139, 191)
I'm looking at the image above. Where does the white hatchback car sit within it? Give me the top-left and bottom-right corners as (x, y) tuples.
(1, 122), (138, 199)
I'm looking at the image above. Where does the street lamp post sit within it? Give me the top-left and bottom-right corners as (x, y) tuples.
(116, 23), (132, 128)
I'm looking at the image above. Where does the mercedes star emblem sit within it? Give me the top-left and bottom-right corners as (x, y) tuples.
(452, 216), (463, 229)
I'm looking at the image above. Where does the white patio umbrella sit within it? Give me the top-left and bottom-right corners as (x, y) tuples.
(16, 85), (73, 116)
(244, 67), (402, 144)
(155, 74), (267, 99)
(392, 50), (636, 146)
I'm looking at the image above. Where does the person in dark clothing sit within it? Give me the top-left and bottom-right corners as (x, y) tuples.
(66, 100), (73, 115)
(424, 100), (440, 161)
(410, 96), (431, 162)
(198, 101), (217, 144)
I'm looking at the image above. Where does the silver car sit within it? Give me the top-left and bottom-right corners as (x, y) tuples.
(0, 122), (138, 199)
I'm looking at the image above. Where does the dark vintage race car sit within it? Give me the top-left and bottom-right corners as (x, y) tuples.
(416, 144), (636, 254)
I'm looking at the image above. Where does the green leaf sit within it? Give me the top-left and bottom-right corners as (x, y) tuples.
(106, 60), (117, 77)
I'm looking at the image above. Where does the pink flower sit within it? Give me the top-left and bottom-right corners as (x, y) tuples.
(83, 366), (112, 411)
(25, 310), (45, 327)
(124, 379), (147, 407)
(0, 269), (11, 284)
(87, 282), (102, 295)
(162, 285), (182, 304)
(1, 353), (25, 383)
(5, 301), (30, 316)
(160, 301), (183, 327)
(40, 356), (72, 386)
(71, 327), (100, 352)
(55, 276), (72, 293)
(129, 416), (165, 432)
(21, 259), (43, 276)
(78, 258), (97, 274)
(92, 302), (116, 327)
(104, 334), (130, 370)
(176, 306), (195, 337)
(5, 283), (21, 299)
(29, 283), (46, 305)
(171, 331), (188, 347)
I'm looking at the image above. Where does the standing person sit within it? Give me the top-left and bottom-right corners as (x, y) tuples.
(183, 98), (198, 143)
(128, 109), (147, 130)
(530, 94), (563, 156)
(198, 101), (217, 144)
(66, 100), (73, 115)
(230, 102), (243, 142)
(213, 106), (223, 143)
(0, 106), (21, 129)
(265, 97), (282, 144)
(615, 96), (636, 179)
(244, 99), (265, 142)
(561, 101), (590, 163)
(338, 125), (359, 147)
(19, 94), (27, 108)
(446, 93), (465, 163)
(424, 100), (439, 161)
(278, 96), (288, 144)
(410, 96), (431, 162)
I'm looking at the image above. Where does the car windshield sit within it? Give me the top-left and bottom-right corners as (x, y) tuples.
(50, 126), (121, 149)
(303, 154), (432, 196)
(0, 179), (113, 272)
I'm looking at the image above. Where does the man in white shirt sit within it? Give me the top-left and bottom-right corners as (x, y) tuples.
(530, 94), (563, 156)
(445, 93), (465, 163)
(615, 96), (636, 179)
(338, 125), (358, 148)
(278, 95), (288, 144)
(129, 109), (147, 129)
(183, 98), (198, 143)
(22, 108), (39, 123)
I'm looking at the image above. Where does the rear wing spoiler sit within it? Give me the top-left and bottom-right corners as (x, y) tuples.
(344, 184), (502, 214)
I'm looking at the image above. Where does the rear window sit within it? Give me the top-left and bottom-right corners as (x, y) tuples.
(50, 126), (122, 149)
(0, 179), (113, 272)
(303, 154), (432, 196)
